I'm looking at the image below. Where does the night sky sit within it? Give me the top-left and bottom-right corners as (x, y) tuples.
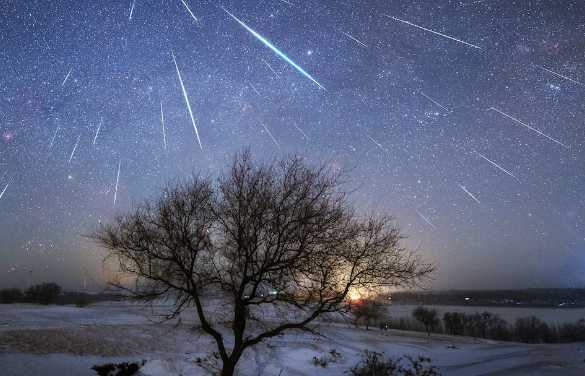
(1, 0), (584, 290)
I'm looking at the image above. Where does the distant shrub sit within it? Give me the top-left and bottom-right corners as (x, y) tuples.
(0, 288), (23, 304)
(26, 282), (62, 305)
(350, 351), (441, 376)
(311, 349), (343, 368)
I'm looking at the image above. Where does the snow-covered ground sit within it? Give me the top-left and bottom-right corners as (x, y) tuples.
(1, 303), (584, 375)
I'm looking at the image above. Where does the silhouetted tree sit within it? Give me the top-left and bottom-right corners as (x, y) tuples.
(413, 306), (439, 337)
(93, 150), (433, 376)
(443, 312), (464, 335)
(26, 283), (61, 304)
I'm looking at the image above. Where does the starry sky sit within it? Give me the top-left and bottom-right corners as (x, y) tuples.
(1, 0), (584, 290)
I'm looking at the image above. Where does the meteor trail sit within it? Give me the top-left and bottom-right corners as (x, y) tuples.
(160, 101), (167, 150)
(487, 107), (569, 149)
(415, 209), (436, 229)
(129, 0), (135, 20)
(249, 83), (261, 96)
(420, 91), (450, 112)
(68, 135), (81, 164)
(171, 51), (203, 150)
(476, 151), (518, 181)
(366, 134), (388, 152)
(93, 117), (102, 145)
(535, 65), (583, 86)
(384, 15), (482, 50)
(340, 31), (368, 48)
(180, 0), (198, 22)
(0, 181), (9, 201)
(222, 7), (325, 90)
(262, 59), (280, 79)
(49, 126), (60, 150)
(293, 123), (309, 140)
(61, 68), (72, 86)
(458, 184), (481, 204)
(114, 159), (121, 207)
(261, 123), (280, 149)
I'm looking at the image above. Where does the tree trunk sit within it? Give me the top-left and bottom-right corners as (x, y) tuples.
(221, 361), (236, 376)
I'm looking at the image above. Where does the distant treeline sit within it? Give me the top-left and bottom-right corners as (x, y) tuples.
(389, 306), (585, 344)
(0, 283), (125, 306)
(389, 289), (585, 308)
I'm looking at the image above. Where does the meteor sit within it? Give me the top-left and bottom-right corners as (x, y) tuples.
(262, 59), (280, 79)
(340, 31), (368, 48)
(49, 126), (60, 150)
(415, 209), (436, 229)
(293, 123), (309, 140)
(366, 134), (388, 152)
(487, 107), (569, 149)
(68, 135), (81, 164)
(476, 151), (518, 181)
(129, 0), (135, 20)
(249, 83), (261, 96)
(61, 68), (72, 86)
(114, 159), (121, 207)
(261, 123), (280, 149)
(0, 181), (9, 201)
(180, 0), (198, 22)
(93, 117), (102, 145)
(535, 65), (583, 86)
(420, 91), (450, 112)
(160, 101), (167, 150)
(458, 183), (481, 204)
(385, 15), (482, 50)
(222, 7), (325, 90)
(171, 51), (203, 150)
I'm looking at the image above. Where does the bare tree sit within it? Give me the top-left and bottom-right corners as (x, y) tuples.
(93, 150), (433, 376)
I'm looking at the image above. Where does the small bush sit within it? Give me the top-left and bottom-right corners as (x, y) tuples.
(0, 288), (23, 304)
(350, 351), (441, 376)
(91, 361), (145, 376)
(26, 282), (61, 305)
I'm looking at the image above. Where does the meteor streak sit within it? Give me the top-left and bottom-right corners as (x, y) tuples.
(458, 184), (481, 204)
(68, 135), (81, 164)
(340, 31), (368, 48)
(476, 151), (518, 181)
(293, 123), (309, 140)
(61, 68), (72, 86)
(385, 15), (482, 50)
(222, 7), (325, 90)
(487, 107), (569, 149)
(420, 91), (450, 112)
(129, 0), (135, 20)
(0, 181), (9, 201)
(261, 123), (280, 149)
(93, 117), (102, 145)
(180, 0), (198, 22)
(366, 134), (388, 152)
(249, 83), (261, 96)
(49, 126), (60, 150)
(114, 159), (121, 207)
(171, 51), (203, 150)
(160, 101), (167, 150)
(535, 65), (583, 86)
(415, 209), (436, 229)
(262, 59), (280, 79)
